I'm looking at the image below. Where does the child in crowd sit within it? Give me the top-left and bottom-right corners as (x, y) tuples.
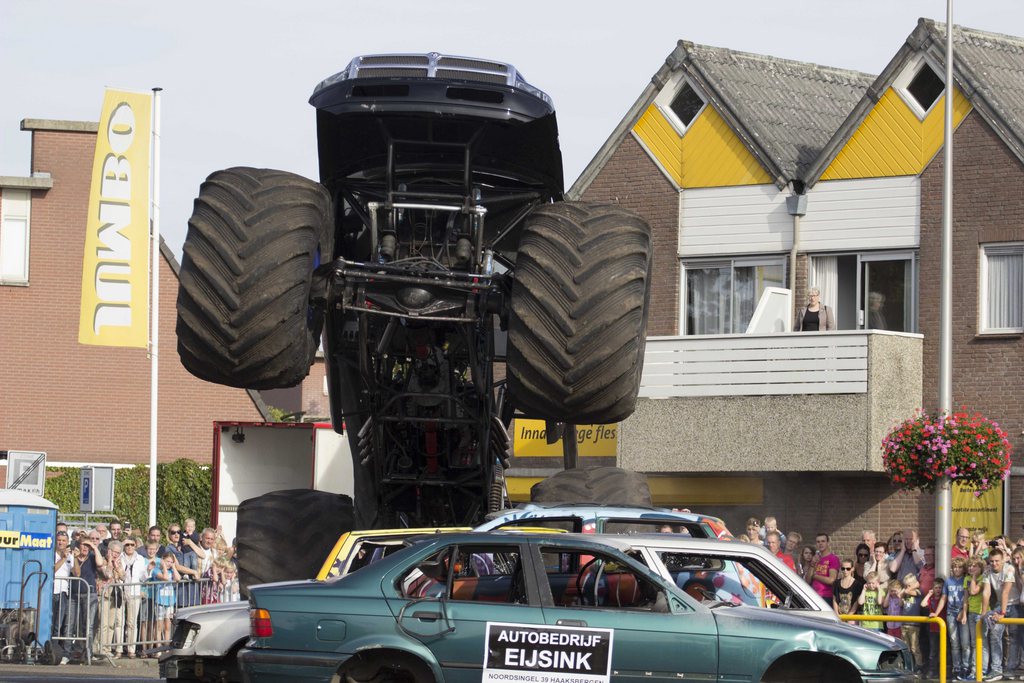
(886, 579), (904, 638)
(972, 531), (990, 559)
(960, 557), (987, 680)
(900, 574), (924, 675)
(152, 549), (181, 647)
(218, 561), (240, 602)
(857, 571), (886, 631)
(932, 557), (968, 680)
(921, 577), (945, 678)
(138, 540), (162, 655)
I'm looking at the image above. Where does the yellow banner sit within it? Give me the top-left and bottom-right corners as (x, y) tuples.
(513, 419), (618, 458)
(78, 89), (152, 347)
(951, 481), (1004, 543)
(0, 531), (54, 550)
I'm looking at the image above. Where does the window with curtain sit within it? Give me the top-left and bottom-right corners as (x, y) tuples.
(981, 244), (1024, 333)
(684, 259), (785, 334)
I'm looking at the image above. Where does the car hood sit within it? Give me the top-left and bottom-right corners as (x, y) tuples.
(711, 604), (903, 649)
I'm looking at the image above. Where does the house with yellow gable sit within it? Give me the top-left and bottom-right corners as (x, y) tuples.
(550, 18), (1024, 550)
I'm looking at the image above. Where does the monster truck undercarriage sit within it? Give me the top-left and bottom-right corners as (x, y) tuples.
(176, 54), (653, 585)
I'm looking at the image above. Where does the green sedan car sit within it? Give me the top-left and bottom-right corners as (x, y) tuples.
(239, 533), (913, 683)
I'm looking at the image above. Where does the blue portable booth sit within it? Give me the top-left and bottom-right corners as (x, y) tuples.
(0, 489), (57, 658)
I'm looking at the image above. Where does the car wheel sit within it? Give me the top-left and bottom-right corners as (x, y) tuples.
(507, 201), (652, 425)
(760, 652), (862, 682)
(177, 166), (333, 389)
(530, 466), (651, 507)
(339, 652), (434, 683)
(236, 489), (354, 593)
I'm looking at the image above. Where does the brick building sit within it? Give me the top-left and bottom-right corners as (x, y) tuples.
(0, 119), (266, 480)
(567, 19), (1024, 553)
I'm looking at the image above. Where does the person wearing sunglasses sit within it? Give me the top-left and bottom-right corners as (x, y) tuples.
(853, 543), (871, 579)
(165, 525), (204, 609)
(833, 559), (864, 616)
(888, 528), (924, 583)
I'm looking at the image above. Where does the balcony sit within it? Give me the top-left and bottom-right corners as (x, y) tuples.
(621, 330), (922, 474)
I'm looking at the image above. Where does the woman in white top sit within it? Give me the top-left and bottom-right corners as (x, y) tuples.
(119, 538), (149, 657)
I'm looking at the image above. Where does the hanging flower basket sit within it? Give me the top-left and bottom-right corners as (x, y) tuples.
(882, 410), (1012, 495)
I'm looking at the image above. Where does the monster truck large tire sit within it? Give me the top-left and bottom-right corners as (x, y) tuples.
(530, 467), (651, 507)
(176, 167), (333, 389)
(507, 202), (652, 424)
(236, 490), (354, 592)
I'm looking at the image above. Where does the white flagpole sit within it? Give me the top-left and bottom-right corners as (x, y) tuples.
(936, 2), (954, 578)
(149, 87), (163, 528)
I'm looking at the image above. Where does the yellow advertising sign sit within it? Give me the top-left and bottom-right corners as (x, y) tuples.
(951, 481), (1004, 542)
(513, 419), (618, 458)
(0, 530), (52, 550)
(78, 89), (152, 348)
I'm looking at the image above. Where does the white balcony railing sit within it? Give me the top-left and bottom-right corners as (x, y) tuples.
(639, 331), (874, 398)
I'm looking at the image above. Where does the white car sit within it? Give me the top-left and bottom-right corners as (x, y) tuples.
(591, 533), (838, 621)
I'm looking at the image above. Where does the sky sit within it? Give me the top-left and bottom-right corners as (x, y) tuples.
(2, 1), (1023, 258)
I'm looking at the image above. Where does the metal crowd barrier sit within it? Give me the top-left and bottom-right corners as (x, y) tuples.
(840, 614), (947, 683)
(95, 577), (214, 659)
(971, 615), (1024, 682)
(52, 576), (94, 665)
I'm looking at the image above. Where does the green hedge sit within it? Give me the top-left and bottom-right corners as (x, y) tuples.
(44, 459), (212, 531)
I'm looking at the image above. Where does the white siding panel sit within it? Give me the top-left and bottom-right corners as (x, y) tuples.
(679, 184), (791, 257)
(801, 177), (920, 252)
(639, 332), (871, 397)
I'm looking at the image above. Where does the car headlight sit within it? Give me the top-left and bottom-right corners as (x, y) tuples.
(877, 649), (910, 671)
(171, 621), (200, 650)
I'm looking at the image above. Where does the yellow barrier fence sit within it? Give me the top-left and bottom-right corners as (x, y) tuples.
(972, 616), (1024, 682)
(839, 614), (946, 683)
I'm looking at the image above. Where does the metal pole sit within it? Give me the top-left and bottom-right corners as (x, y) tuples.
(563, 425), (579, 471)
(149, 88), (163, 528)
(936, 2), (954, 578)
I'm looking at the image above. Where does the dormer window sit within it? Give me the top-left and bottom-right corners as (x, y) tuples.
(907, 63), (944, 111)
(669, 83), (704, 128)
(893, 56), (946, 119)
(654, 73), (707, 135)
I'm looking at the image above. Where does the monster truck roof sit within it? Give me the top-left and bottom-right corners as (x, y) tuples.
(310, 53), (554, 120)
(308, 52), (564, 209)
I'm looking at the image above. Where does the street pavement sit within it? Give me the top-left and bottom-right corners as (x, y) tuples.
(0, 660), (963, 683)
(0, 659), (160, 681)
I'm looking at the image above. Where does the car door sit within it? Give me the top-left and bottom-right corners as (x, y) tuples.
(534, 543), (718, 683)
(392, 540), (546, 683)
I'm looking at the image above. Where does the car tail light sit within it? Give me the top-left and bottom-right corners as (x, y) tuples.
(250, 608), (273, 638)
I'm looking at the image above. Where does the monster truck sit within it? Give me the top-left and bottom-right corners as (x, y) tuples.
(176, 53), (652, 586)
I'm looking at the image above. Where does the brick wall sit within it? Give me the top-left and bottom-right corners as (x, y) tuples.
(696, 473), (932, 560)
(580, 136), (680, 335)
(918, 110), (1024, 533)
(0, 124), (262, 466)
(301, 358), (329, 420)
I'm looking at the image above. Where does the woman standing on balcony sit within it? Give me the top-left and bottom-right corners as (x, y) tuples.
(794, 287), (835, 331)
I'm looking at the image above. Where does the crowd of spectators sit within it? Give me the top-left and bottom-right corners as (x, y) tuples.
(52, 517), (240, 659)
(743, 517), (1024, 681)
